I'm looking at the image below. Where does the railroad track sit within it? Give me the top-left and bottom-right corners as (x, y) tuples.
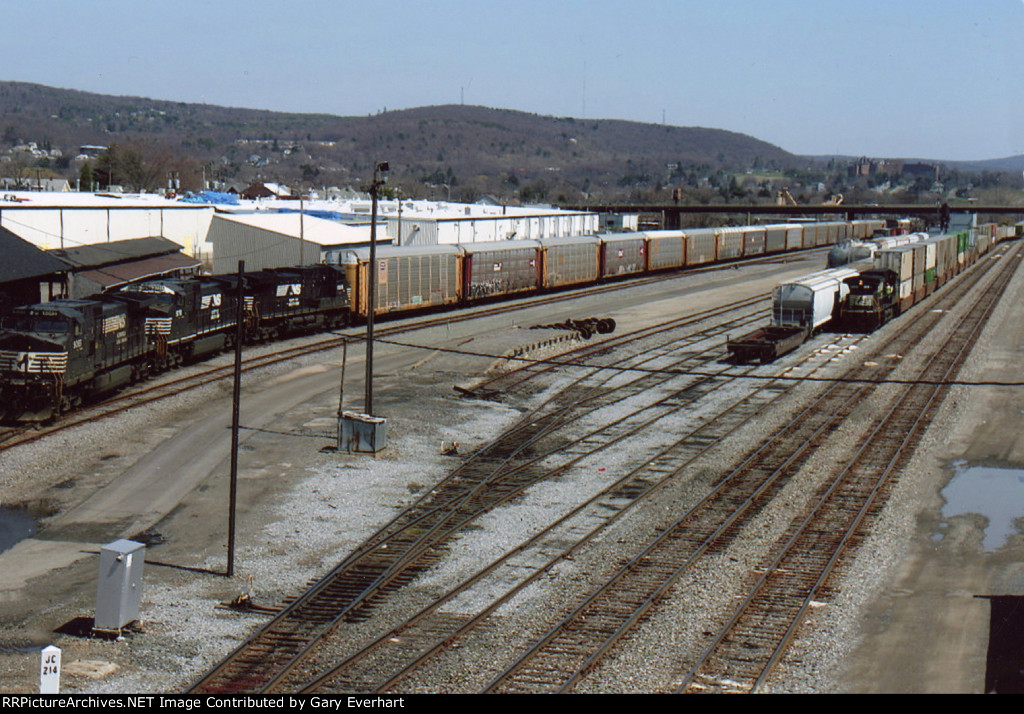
(476, 244), (1019, 694)
(242, 243), (1011, 695)
(179, 244), (1019, 694)
(0, 253), (791, 453)
(676, 244), (1022, 693)
(278, 333), (858, 693)
(185, 290), (833, 693)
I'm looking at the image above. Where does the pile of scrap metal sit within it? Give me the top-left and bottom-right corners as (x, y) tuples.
(531, 317), (616, 339)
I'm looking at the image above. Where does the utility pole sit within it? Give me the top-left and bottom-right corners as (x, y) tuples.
(227, 260), (244, 577)
(364, 161), (388, 415)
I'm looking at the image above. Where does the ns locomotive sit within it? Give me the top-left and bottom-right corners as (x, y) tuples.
(728, 223), (1013, 363)
(0, 265), (349, 421)
(836, 269), (899, 332)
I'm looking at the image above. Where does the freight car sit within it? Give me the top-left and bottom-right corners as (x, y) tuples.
(730, 222), (1012, 364)
(341, 221), (865, 320)
(827, 231), (930, 268)
(726, 264), (864, 363)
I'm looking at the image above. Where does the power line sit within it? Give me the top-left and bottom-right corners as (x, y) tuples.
(375, 336), (1024, 388)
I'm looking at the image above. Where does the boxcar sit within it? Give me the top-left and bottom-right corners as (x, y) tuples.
(763, 224), (789, 254)
(716, 227), (745, 260)
(461, 240), (541, 301)
(342, 244), (462, 318)
(772, 265), (862, 332)
(851, 219), (885, 240)
(812, 222), (831, 247)
(799, 223), (818, 249)
(741, 226), (767, 257)
(781, 223), (805, 251)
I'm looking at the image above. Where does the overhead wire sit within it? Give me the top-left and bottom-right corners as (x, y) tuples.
(373, 335), (1024, 388)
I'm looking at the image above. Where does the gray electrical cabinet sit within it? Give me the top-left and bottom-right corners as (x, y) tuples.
(340, 411), (387, 453)
(94, 539), (145, 633)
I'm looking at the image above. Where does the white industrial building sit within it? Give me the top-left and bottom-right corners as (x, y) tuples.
(205, 212), (379, 274)
(0, 192), (214, 263)
(383, 201), (598, 246)
(0, 192), (599, 276)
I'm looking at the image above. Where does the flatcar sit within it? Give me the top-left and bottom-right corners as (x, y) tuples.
(730, 220), (1013, 364)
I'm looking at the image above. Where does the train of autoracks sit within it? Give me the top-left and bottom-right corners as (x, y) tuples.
(0, 217), (1016, 421)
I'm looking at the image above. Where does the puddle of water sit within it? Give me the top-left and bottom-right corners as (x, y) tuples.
(0, 507), (37, 554)
(942, 463), (1024, 551)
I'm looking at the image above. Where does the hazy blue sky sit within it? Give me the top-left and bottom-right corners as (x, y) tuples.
(6, 1), (1023, 160)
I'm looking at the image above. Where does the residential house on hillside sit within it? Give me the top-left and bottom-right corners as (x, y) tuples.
(240, 182), (292, 200)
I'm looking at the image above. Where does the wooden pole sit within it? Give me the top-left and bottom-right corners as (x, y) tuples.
(227, 260), (244, 577)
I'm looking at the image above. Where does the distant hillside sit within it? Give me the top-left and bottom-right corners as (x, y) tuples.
(803, 153), (1024, 174)
(945, 156), (1024, 173)
(0, 81), (802, 200)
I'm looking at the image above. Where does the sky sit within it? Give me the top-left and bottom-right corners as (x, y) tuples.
(5, 0), (1023, 161)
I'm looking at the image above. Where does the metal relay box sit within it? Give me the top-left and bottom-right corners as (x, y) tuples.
(94, 539), (145, 633)
(340, 411), (387, 453)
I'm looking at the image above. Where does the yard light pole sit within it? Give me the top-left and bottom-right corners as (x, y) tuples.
(364, 161), (388, 416)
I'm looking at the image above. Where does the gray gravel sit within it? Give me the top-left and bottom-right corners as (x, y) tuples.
(0, 249), (1015, 694)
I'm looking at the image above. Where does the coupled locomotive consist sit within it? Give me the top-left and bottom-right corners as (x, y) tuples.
(0, 265), (349, 421)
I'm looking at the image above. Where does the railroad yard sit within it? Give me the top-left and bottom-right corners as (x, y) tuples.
(1, 243), (1023, 694)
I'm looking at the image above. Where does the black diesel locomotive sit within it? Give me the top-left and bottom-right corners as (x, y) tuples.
(0, 265), (349, 421)
(836, 269), (900, 332)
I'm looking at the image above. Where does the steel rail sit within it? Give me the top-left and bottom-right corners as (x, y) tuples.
(676, 243), (1021, 693)
(186, 299), (775, 692)
(480, 245), (1012, 693)
(290, 334), (856, 694)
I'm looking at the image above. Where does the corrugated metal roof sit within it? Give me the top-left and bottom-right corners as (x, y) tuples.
(211, 212), (370, 246)
(50, 236), (182, 268)
(0, 191), (203, 209)
(75, 253), (201, 289)
(0, 227), (70, 282)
